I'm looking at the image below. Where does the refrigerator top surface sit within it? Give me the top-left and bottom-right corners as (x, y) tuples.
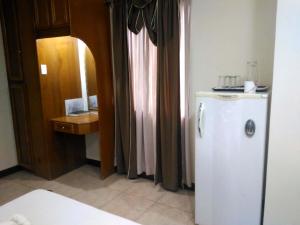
(195, 91), (268, 99)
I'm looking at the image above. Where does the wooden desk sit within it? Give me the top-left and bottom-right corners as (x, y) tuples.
(51, 113), (99, 135)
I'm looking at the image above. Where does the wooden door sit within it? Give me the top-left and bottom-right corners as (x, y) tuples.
(0, 0), (24, 82)
(1, 0), (51, 177)
(9, 84), (33, 170)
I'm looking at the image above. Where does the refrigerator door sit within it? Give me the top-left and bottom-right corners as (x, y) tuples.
(195, 93), (268, 225)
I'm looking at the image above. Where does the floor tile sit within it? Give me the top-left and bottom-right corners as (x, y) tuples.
(3, 170), (49, 189)
(101, 193), (155, 221)
(137, 203), (194, 225)
(0, 182), (34, 205)
(125, 179), (166, 202)
(100, 174), (135, 192)
(0, 164), (196, 225)
(46, 182), (81, 198)
(158, 189), (195, 213)
(72, 187), (121, 208)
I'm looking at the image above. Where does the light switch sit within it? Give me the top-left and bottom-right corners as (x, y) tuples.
(41, 64), (47, 75)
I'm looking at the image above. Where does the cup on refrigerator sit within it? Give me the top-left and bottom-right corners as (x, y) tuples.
(244, 81), (256, 93)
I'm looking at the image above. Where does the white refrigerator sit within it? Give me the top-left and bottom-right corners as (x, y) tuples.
(195, 92), (268, 225)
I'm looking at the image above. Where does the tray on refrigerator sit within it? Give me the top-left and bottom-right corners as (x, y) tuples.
(212, 86), (268, 93)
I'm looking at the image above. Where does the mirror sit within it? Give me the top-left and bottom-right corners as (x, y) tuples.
(85, 46), (98, 110)
(36, 36), (98, 115)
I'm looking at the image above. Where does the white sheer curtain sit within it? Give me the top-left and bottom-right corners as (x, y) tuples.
(128, 28), (157, 175)
(180, 0), (192, 187)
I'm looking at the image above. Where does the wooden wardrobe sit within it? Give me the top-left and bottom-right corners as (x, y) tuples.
(0, 0), (115, 179)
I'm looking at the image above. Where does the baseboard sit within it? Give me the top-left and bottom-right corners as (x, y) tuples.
(0, 165), (22, 178)
(86, 158), (101, 167)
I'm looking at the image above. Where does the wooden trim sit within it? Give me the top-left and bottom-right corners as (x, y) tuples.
(0, 166), (22, 178)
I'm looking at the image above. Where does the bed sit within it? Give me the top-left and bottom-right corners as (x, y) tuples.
(0, 189), (140, 225)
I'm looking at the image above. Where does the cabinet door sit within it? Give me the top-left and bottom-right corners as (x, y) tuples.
(33, 0), (51, 30)
(0, 0), (24, 81)
(9, 84), (33, 170)
(33, 0), (70, 36)
(50, 0), (69, 28)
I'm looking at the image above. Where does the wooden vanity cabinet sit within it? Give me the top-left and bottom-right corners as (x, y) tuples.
(33, 0), (70, 37)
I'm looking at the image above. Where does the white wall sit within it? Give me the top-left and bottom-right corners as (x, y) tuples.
(189, 0), (277, 181)
(0, 24), (18, 171)
(264, 0), (300, 224)
(85, 133), (100, 161)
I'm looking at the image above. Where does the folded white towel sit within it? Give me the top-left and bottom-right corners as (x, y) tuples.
(0, 215), (31, 225)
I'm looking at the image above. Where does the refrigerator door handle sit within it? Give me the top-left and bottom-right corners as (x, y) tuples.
(198, 103), (204, 137)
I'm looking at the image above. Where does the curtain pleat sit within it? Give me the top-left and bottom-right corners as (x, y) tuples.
(155, 0), (181, 191)
(108, 0), (137, 178)
(127, 0), (158, 45)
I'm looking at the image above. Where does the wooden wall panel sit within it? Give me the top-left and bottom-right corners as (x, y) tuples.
(69, 0), (115, 178)
(36, 36), (82, 117)
(36, 36), (84, 178)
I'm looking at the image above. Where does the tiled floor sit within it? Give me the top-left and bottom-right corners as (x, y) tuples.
(0, 165), (195, 225)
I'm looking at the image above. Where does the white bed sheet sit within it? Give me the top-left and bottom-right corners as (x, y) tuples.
(0, 190), (140, 225)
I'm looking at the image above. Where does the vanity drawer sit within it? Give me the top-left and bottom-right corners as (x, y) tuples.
(53, 122), (74, 134)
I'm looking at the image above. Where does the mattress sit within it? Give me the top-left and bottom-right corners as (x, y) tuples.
(0, 189), (140, 225)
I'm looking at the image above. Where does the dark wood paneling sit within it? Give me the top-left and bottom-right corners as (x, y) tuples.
(14, 0), (50, 178)
(69, 0), (115, 178)
(33, 0), (70, 38)
(33, 0), (51, 30)
(53, 132), (86, 174)
(50, 0), (69, 28)
(1, 0), (49, 176)
(9, 84), (33, 169)
(0, 0), (24, 81)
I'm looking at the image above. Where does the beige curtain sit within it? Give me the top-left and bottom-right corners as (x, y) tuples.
(108, 0), (137, 178)
(155, 0), (181, 191)
(128, 28), (157, 175)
